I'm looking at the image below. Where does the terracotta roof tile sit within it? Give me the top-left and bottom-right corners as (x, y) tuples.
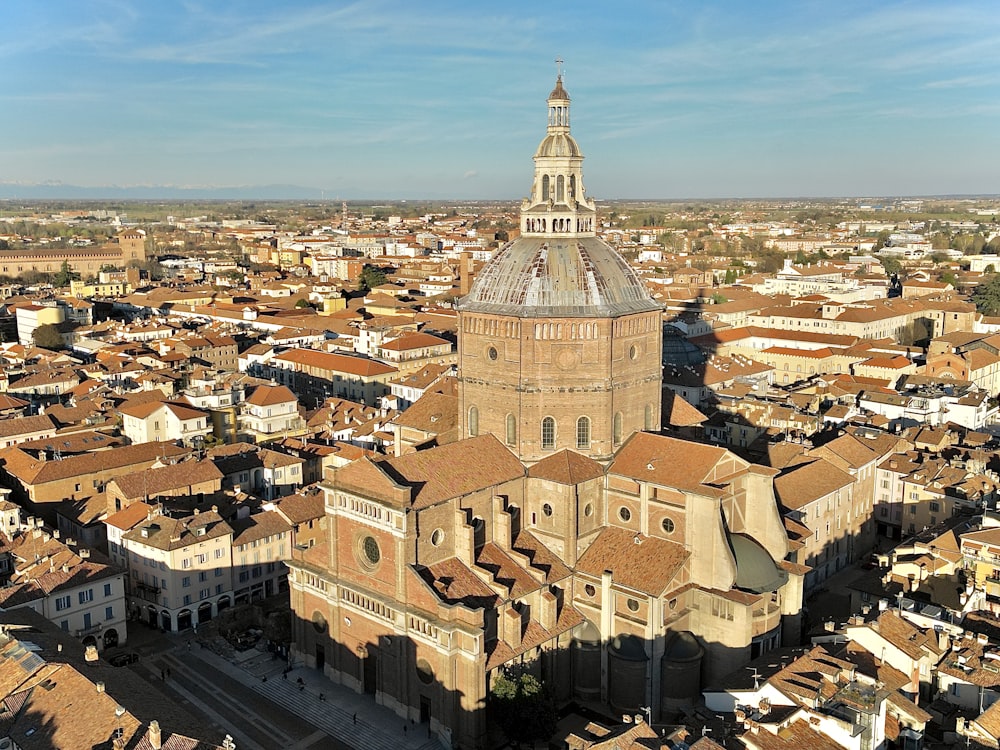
(576, 526), (688, 595)
(528, 449), (604, 485)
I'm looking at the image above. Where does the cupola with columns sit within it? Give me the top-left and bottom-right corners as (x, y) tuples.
(520, 73), (597, 238)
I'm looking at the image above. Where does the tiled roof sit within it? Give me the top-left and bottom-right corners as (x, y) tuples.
(246, 383), (298, 406)
(391, 391), (458, 434)
(0, 414), (56, 440)
(111, 459), (223, 500)
(0, 442), (190, 485)
(275, 348), (397, 377)
(773, 458), (855, 510)
(123, 511), (232, 551)
(378, 434), (524, 509)
(528, 449), (604, 485)
(231, 510), (292, 546)
(576, 526), (688, 595)
(274, 491), (324, 524)
(609, 432), (742, 495)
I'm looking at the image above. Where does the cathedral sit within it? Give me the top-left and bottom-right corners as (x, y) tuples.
(287, 76), (804, 749)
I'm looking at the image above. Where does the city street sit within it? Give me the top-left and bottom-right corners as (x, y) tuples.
(117, 625), (440, 750)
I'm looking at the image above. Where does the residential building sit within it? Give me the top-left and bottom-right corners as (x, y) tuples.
(0, 529), (126, 651)
(120, 508), (234, 631)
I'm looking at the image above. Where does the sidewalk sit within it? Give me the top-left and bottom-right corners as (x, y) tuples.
(188, 638), (442, 750)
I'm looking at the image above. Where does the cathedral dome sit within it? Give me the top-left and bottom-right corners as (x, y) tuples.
(534, 133), (581, 158)
(458, 235), (662, 318)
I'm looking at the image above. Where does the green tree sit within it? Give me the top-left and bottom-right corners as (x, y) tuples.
(33, 323), (65, 350)
(294, 298), (313, 309)
(710, 292), (728, 304)
(974, 275), (1000, 316)
(490, 668), (557, 745)
(53, 260), (79, 287)
(881, 257), (903, 277)
(940, 271), (958, 287)
(359, 264), (388, 292)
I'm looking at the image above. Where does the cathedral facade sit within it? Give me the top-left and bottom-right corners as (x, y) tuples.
(287, 77), (804, 749)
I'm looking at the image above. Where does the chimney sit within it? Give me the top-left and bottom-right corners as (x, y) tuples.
(938, 630), (951, 652)
(85, 644), (99, 662)
(96, 681), (105, 693)
(149, 720), (162, 750)
(79, 548), (90, 559)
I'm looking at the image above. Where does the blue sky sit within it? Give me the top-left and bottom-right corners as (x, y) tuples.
(2, 0), (998, 199)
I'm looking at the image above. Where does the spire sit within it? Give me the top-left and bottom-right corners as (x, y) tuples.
(520, 71), (596, 238)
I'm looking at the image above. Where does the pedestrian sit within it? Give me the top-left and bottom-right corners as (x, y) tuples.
(282, 672), (287, 681)
(160, 669), (165, 681)
(353, 713), (357, 725)
(319, 692), (324, 701)
(167, 668), (171, 678)
(262, 676), (267, 683)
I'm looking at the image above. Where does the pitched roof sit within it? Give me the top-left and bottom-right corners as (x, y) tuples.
(378, 434), (524, 509)
(231, 510), (292, 546)
(576, 526), (688, 596)
(110, 459), (223, 500)
(773, 458), (856, 510)
(275, 348), (397, 377)
(528, 449), (605, 485)
(0, 442), (190, 485)
(122, 511), (232, 551)
(246, 383), (298, 406)
(609, 432), (745, 495)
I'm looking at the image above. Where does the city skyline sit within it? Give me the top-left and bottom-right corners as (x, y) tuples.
(3, 0), (999, 199)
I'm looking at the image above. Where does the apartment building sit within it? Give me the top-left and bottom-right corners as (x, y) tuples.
(0, 529), (127, 651)
(120, 508), (234, 631)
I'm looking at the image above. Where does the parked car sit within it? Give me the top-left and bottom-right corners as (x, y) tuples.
(109, 652), (140, 667)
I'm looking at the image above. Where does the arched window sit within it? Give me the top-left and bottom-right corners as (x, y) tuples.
(613, 412), (623, 446)
(541, 175), (550, 202)
(569, 175), (576, 200)
(644, 404), (654, 431)
(576, 416), (591, 450)
(556, 175), (565, 202)
(468, 406), (479, 437)
(506, 414), (517, 446)
(541, 417), (556, 450)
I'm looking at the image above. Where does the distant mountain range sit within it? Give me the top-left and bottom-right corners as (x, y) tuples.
(0, 182), (329, 200)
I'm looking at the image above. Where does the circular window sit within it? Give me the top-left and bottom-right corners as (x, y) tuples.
(416, 658), (434, 685)
(627, 598), (640, 612)
(618, 507), (631, 522)
(584, 503), (593, 518)
(542, 503), (553, 517)
(359, 535), (381, 568)
(431, 529), (444, 547)
(584, 584), (596, 597)
(629, 345), (639, 360)
(487, 346), (498, 361)
(311, 611), (327, 634)
(662, 517), (675, 534)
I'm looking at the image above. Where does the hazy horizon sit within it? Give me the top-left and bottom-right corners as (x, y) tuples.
(4, 1), (999, 200)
